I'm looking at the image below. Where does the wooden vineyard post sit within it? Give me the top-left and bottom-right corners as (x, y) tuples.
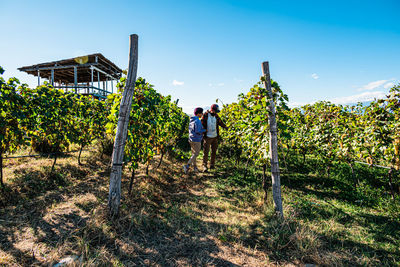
(262, 61), (284, 218)
(108, 34), (138, 217)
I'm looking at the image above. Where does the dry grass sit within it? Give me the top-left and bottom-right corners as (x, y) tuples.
(1, 149), (398, 266)
(0, 150), (274, 266)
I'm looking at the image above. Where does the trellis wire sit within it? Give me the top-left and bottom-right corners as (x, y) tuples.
(3, 149), (95, 160)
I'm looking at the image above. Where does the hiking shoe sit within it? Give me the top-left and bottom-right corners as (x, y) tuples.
(210, 166), (215, 170)
(203, 166), (208, 173)
(183, 164), (189, 174)
(193, 168), (200, 173)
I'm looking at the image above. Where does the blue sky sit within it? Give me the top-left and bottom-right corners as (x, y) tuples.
(1, 0), (399, 113)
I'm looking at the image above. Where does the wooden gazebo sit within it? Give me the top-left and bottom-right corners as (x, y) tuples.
(18, 53), (122, 99)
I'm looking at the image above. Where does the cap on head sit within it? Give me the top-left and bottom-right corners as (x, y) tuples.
(211, 104), (220, 113)
(194, 107), (204, 115)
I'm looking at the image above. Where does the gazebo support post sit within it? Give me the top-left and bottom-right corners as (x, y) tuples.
(91, 67), (94, 94)
(51, 69), (54, 86)
(74, 66), (78, 94)
(97, 70), (100, 95)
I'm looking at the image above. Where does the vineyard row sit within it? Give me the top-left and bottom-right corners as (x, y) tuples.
(0, 67), (188, 189)
(220, 79), (400, 198)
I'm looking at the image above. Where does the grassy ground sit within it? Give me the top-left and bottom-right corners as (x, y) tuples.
(216, 155), (400, 266)
(0, 148), (399, 266)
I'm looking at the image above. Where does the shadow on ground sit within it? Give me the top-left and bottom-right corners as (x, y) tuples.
(212, 156), (400, 266)
(1, 150), (399, 266)
(0, 153), (246, 266)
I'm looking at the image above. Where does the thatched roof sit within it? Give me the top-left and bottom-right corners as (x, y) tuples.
(18, 53), (122, 84)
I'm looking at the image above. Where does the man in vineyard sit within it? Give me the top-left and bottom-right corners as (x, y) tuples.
(201, 104), (227, 172)
(183, 107), (206, 174)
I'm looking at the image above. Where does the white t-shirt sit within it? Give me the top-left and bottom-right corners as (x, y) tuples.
(207, 115), (217, 138)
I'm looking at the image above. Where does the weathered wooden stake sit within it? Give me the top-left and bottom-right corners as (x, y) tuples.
(262, 61), (284, 218)
(108, 34), (138, 217)
(51, 153), (58, 174)
(157, 151), (165, 169)
(78, 144), (84, 166)
(0, 154), (4, 191)
(388, 168), (395, 200)
(128, 168), (135, 195)
(262, 164), (268, 201)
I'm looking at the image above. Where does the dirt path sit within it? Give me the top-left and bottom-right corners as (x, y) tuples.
(0, 152), (282, 266)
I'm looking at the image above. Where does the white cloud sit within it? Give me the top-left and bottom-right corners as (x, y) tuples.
(331, 91), (386, 105)
(358, 80), (387, 91)
(289, 80), (398, 108)
(311, 73), (319, 80)
(172, 80), (184, 86)
(384, 82), (395, 89)
(234, 78), (244, 83)
(208, 82), (225, 87)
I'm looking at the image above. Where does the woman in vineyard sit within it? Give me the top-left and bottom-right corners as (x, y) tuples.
(183, 107), (206, 174)
(201, 104), (227, 172)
